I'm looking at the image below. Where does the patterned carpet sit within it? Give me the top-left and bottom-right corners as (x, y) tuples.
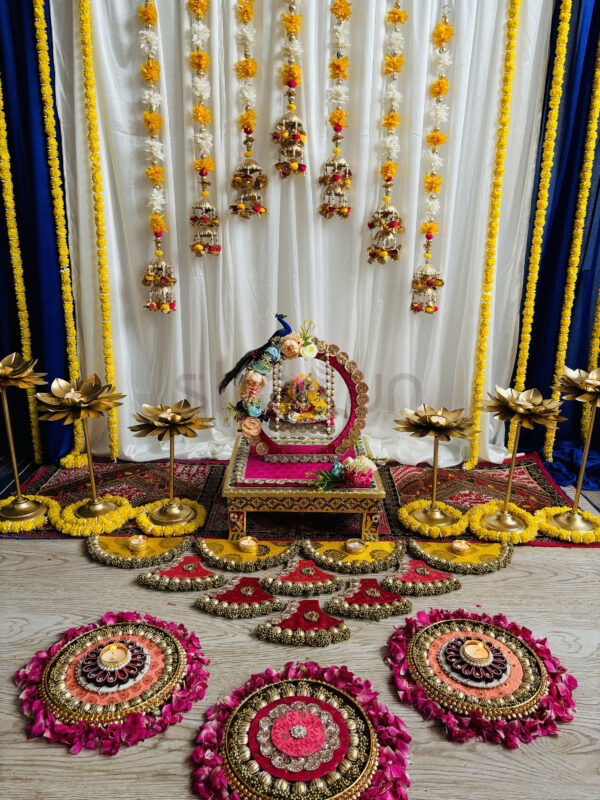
(6, 453), (586, 545)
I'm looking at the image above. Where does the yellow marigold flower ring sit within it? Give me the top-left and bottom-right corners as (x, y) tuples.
(0, 495), (60, 534)
(468, 500), (538, 544)
(534, 507), (600, 544)
(48, 495), (135, 537)
(59, 453), (89, 469)
(135, 498), (207, 537)
(398, 499), (468, 539)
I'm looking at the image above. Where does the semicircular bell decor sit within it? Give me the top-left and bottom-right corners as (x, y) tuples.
(255, 599), (351, 647)
(301, 539), (404, 574)
(535, 367), (600, 542)
(87, 533), (191, 569)
(259, 557), (345, 596)
(407, 538), (513, 575)
(0, 353), (54, 532)
(381, 555), (462, 595)
(471, 386), (564, 543)
(36, 375), (133, 536)
(194, 576), (287, 619)
(14, 610), (210, 755)
(190, 661), (411, 800)
(138, 554), (225, 591)
(324, 577), (412, 620)
(131, 400), (213, 535)
(395, 404), (473, 537)
(386, 608), (577, 748)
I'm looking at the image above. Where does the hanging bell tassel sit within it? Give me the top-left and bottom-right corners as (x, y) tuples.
(318, 155), (352, 219)
(366, 201), (404, 264)
(189, 197), (221, 257)
(271, 111), (307, 178)
(230, 159), (268, 218)
(142, 250), (177, 314)
(411, 264), (444, 314)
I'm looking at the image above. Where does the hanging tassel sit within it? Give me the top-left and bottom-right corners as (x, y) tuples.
(189, 196), (221, 257)
(367, 200), (404, 264)
(230, 159), (268, 218)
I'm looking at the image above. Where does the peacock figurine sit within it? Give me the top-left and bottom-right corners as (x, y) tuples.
(218, 313), (292, 394)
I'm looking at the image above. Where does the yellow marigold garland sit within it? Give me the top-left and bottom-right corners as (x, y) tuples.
(135, 498), (207, 537)
(398, 499), (468, 539)
(581, 287), (600, 438)
(544, 42), (600, 459)
(48, 494), (134, 537)
(508, 0), (572, 454)
(32, 0), (85, 469)
(466, 0), (521, 469)
(0, 495), (60, 534)
(78, 0), (119, 457)
(0, 78), (43, 463)
(468, 500), (538, 544)
(534, 506), (600, 544)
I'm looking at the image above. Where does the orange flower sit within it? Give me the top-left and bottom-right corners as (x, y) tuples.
(384, 54), (404, 74)
(188, 0), (209, 17)
(383, 110), (400, 131)
(138, 2), (157, 26)
(194, 157), (214, 172)
(387, 7), (408, 25)
(282, 12), (302, 35)
(193, 104), (212, 125)
(281, 63), (301, 86)
(430, 77), (449, 97)
(329, 109), (348, 128)
(145, 164), (164, 184)
(426, 129), (447, 148)
(234, 57), (258, 79)
(424, 173), (443, 193)
(238, 109), (257, 130)
(189, 50), (210, 72)
(420, 221), (439, 236)
(149, 213), (166, 234)
(329, 56), (349, 80)
(236, 0), (254, 23)
(140, 59), (160, 82)
(143, 110), (163, 135)
(432, 21), (454, 49)
(331, 0), (351, 20)
(380, 161), (397, 181)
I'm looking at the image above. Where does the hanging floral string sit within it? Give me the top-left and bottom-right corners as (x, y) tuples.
(0, 78), (43, 463)
(188, 0), (221, 256)
(466, 0), (521, 469)
(32, 0), (86, 468)
(581, 287), (600, 438)
(366, 2), (407, 264)
(138, 0), (177, 312)
(410, 7), (453, 314)
(230, 0), (267, 218)
(79, 0), (119, 458)
(271, 0), (307, 178)
(544, 40), (600, 460)
(318, 0), (352, 219)
(508, 0), (571, 453)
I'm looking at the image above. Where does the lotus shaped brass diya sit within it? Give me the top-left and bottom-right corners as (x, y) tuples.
(130, 400), (213, 525)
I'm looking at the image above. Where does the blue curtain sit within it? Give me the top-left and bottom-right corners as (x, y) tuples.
(0, 0), (72, 461)
(512, 0), (600, 489)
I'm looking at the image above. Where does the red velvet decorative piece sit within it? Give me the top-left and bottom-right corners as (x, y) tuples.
(325, 578), (412, 620)
(255, 599), (351, 646)
(194, 576), (286, 619)
(138, 555), (225, 592)
(152, 556), (215, 579)
(381, 557), (462, 596)
(260, 557), (345, 596)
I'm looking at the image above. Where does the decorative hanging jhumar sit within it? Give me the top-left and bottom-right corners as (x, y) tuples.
(138, 1), (177, 313)
(188, 0), (221, 257)
(318, 0), (352, 219)
(271, 0), (307, 178)
(230, 0), (268, 218)
(411, 6), (454, 313)
(367, 2), (407, 263)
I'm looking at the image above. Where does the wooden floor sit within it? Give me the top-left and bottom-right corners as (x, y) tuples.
(0, 537), (598, 800)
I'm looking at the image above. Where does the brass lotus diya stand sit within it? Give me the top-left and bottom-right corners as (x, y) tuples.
(76, 417), (118, 518)
(412, 435), (453, 526)
(150, 437), (196, 525)
(480, 421), (525, 533)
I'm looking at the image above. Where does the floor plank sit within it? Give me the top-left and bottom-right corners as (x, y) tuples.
(0, 539), (598, 799)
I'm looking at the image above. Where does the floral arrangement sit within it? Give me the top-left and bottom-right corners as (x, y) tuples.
(410, 12), (454, 314)
(190, 661), (411, 799)
(0, 495), (60, 535)
(398, 498), (468, 539)
(318, 0), (352, 218)
(230, 0), (268, 218)
(310, 454), (377, 489)
(466, 0), (521, 468)
(15, 611), (210, 755)
(47, 494), (134, 537)
(387, 608), (577, 748)
(508, 0), (571, 453)
(534, 506), (599, 544)
(188, 0), (222, 256)
(366, 2), (407, 264)
(271, 0), (307, 178)
(135, 498), (207, 537)
(0, 81), (43, 463)
(544, 43), (600, 460)
(468, 500), (538, 544)
(32, 0), (86, 467)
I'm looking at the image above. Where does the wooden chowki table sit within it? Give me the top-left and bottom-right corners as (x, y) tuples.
(222, 436), (385, 540)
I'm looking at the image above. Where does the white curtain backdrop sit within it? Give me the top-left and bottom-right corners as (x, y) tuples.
(50, 0), (552, 466)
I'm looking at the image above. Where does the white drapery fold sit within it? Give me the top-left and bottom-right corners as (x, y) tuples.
(50, 0), (552, 466)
